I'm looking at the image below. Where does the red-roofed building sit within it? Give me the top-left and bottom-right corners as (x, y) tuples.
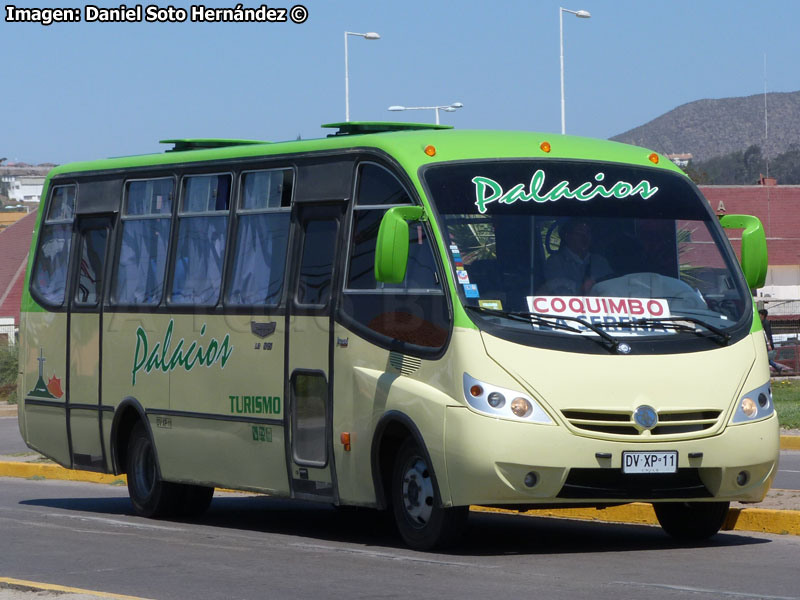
(0, 211), (37, 345)
(701, 185), (800, 295)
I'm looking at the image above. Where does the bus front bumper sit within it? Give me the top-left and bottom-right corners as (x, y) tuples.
(443, 406), (780, 508)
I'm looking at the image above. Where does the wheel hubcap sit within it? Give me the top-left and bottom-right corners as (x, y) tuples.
(402, 457), (434, 527)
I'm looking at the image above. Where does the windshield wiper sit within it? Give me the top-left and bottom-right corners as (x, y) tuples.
(464, 305), (623, 354)
(605, 316), (731, 346)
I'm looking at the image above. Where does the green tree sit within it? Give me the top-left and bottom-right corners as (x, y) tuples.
(0, 344), (19, 404)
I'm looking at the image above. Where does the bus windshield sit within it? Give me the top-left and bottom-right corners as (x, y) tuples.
(423, 160), (750, 341)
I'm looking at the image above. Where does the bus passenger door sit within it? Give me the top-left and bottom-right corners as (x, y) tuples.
(286, 202), (345, 502)
(67, 216), (113, 471)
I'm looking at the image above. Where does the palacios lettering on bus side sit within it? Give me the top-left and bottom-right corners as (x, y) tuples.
(472, 170), (659, 214)
(131, 320), (233, 385)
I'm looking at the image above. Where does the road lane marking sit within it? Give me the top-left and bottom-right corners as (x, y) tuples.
(290, 542), (494, 568)
(0, 577), (153, 599)
(616, 581), (798, 599)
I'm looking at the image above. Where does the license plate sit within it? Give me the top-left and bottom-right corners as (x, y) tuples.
(622, 451), (678, 474)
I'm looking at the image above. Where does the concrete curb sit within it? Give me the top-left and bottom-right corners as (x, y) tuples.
(0, 461), (126, 485)
(0, 577), (152, 599)
(782, 435), (800, 451)
(2, 461), (799, 537)
(472, 503), (800, 536)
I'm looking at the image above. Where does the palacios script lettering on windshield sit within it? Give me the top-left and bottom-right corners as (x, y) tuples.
(472, 171), (659, 214)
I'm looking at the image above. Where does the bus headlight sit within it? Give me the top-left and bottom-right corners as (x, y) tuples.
(731, 381), (774, 424)
(463, 373), (552, 424)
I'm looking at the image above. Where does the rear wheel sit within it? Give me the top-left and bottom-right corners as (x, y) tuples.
(126, 422), (177, 517)
(391, 439), (468, 550)
(177, 484), (214, 518)
(654, 501), (730, 541)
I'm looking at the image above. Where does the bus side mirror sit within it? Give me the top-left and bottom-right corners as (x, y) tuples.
(719, 214), (767, 289)
(374, 206), (425, 283)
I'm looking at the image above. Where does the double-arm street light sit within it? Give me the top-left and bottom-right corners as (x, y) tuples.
(344, 31), (380, 122)
(559, 7), (591, 134)
(387, 102), (464, 125)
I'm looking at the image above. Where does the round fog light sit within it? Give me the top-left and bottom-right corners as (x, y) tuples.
(487, 392), (505, 408)
(736, 471), (750, 487)
(758, 393), (769, 408)
(524, 472), (539, 488)
(511, 397), (532, 418)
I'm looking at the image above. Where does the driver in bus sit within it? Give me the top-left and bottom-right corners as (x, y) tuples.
(542, 218), (612, 296)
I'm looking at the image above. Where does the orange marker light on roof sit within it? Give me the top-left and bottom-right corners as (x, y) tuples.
(649, 152), (659, 164)
(540, 141), (552, 153)
(424, 145), (437, 157)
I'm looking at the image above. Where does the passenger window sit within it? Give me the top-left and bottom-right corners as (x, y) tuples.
(227, 169), (293, 306)
(355, 162), (412, 206)
(341, 163), (449, 350)
(47, 185), (76, 222)
(31, 185), (76, 307)
(111, 178), (174, 305)
(170, 174), (231, 306)
(241, 168), (292, 210)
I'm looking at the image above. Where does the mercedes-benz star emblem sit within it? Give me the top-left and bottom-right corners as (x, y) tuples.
(633, 405), (658, 430)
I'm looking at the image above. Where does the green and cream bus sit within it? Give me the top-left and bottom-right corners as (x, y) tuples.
(18, 123), (778, 549)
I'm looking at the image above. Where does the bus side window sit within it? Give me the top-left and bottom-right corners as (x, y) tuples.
(111, 178), (174, 306)
(226, 168), (293, 306)
(31, 185), (76, 307)
(340, 163), (449, 350)
(169, 174), (231, 306)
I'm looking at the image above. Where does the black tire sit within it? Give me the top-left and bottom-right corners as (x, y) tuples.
(177, 484), (214, 518)
(391, 438), (468, 550)
(126, 422), (182, 518)
(654, 501), (730, 541)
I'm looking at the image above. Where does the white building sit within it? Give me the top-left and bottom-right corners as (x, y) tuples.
(0, 317), (15, 345)
(1, 175), (46, 203)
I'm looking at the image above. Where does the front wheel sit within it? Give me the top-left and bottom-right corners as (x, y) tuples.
(126, 422), (182, 518)
(391, 439), (468, 550)
(654, 501), (730, 541)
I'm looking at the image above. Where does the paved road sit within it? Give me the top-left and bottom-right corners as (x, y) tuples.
(1, 478), (800, 600)
(776, 451), (800, 489)
(0, 415), (27, 455)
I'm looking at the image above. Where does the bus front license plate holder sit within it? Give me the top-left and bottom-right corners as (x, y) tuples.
(622, 451), (678, 474)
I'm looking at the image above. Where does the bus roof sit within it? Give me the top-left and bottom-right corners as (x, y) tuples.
(46, 124), (685, 180)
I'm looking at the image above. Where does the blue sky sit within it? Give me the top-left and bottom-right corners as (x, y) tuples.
(3, 0), (799, 164)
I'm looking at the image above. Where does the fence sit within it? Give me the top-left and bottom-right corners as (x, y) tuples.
(759, 299), (800, 375)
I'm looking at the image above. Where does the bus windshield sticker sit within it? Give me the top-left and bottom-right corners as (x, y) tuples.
(456, 269), (470, 284)
(464, 284), (480, 298)
(472, 171), (659, 214)
(131, 320), (234, 386)
(526, 295), (673, 336)
(478, 299), (503, 310)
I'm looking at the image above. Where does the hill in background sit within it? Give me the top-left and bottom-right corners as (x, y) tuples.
(611, 91), (800, 162)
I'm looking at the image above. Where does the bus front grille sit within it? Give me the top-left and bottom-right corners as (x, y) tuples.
(561, 409), (722, 437)
(557, 468), (712, 499)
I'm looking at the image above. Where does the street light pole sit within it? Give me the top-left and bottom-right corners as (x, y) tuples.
(344, 31), (380, 122)
(387, 102), (464, 125)
(559, 7), (591, 135)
